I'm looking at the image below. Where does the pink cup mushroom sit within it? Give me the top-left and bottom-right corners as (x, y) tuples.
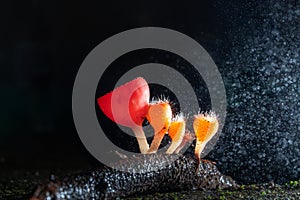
(97, 77), (150, 154)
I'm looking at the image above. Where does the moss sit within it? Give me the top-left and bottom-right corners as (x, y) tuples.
(290, 180), (299, 187)
(219, 195), (226, 200)
(250, 184), (259, 189)
(240, 185), (245, 190)
(284, 179), (300, 189)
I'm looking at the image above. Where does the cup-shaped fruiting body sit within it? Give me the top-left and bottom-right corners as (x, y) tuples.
(97, 77), (150, 154)
(193, 112), (219, 160)
(146, 100), (172, 154)
(166, 114), (186, 154)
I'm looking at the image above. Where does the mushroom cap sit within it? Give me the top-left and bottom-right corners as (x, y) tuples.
(193, 113), (219, 143)
(97, 77), (150, 127)
(146, 101), (172, 132)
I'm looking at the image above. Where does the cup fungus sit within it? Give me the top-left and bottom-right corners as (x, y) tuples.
(146, 100), (172, 153)
(97, 76), (220, 158)
(166, 114), (186, 154)
(193, 112), (219, 160)
(97, 77), (150, 154)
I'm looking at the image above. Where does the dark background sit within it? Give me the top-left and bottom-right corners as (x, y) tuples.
(1, 0), (299, 185)
(0, 0), (221, 168)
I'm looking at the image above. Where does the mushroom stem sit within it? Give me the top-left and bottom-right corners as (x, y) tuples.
(147, 130), (166, 154)
(174, 131), (194, 154)
(195, 140), (206, 160)
(132, 126), (149, 154)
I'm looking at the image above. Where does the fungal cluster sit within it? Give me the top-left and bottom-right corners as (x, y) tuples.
(97, 77), (219, 160)
(29, 78), (235, 200)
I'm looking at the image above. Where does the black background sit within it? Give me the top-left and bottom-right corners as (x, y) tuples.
(0, 0), (222, 169)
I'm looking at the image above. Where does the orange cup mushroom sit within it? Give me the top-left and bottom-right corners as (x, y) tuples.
(193, 112), (219, 160)
(146, 100), (172, 154)
(166, 114), (186, 154)
(97, 77), (150, 154)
